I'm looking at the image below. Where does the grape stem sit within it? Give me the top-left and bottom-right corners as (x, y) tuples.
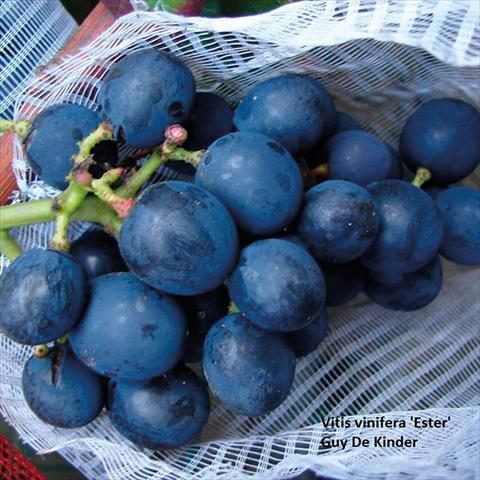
(412, 167), (432, 188)
(0, 230), (22, 261)
(167, 147), (204, 168)
(116, 148), (165, 199)
(116, 124), (203, 198)
(91, 168), (135, 219)
(56, 335), (69, 345)
(49, 180), (90, 251)
(228, 302), (239, 314)
(72, 121), (114, 166)
(0, 119), (31, 139)
(0, 196), (122, 232)
(311, 163), (329, 178)
(49, 123), (116, 251)
(0, 125), (203, 259)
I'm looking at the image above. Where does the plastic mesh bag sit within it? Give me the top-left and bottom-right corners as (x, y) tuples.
(1, 1), (479, 479)
(0, 0), (77, 119)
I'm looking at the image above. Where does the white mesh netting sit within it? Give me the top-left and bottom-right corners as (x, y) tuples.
(0, 1), (479, 479)
(0, 0), (77, 119)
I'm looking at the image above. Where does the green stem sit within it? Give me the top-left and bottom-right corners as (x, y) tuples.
(0, 125), (203, 251)
(228, 302), (239, 314)
(47, 122), (115, 251)
(116, 145), (204, 200)
(50, 181), (89, 251)
(0, 230), (22, 260)
(74, 196), (122, 234)
(91, 168), (135, 218)
(116, 148), (165, 198)
(412, 167), (432, 188)
(56, 334), (68, 345)
(0, 196), (121, 235)
(72, 122), (114, 167)
(0, 199), (59, 230)
(73, 196), (123, 234)
(167, 147), (204, 168)
(311, 163), (329, 178)
(0, 119), (31, 139)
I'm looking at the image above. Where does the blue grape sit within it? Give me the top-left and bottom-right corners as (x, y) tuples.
(365, 256), (443, 311)
(436, 187), (480, 265)
(400, 98), (480, 183)
(297, 180), (379, 263)
(287, 309), (328, 358)
(70, 273), (186, 380)
(304, 110), (363, 167)
(195, 132), (303, 236)
(321, 262), (366, 307)
(233, 75), (335, 154)
(182, 284), (230, 363)
(333, 111), (362, 134)
(119, 181), (238, 295)
(107, 365), (209, 449)
(228, 239), (325, 332)
(326, 131), (397, 186)
(98, 49), (196, 148)
(70, 230), (126, 280)
(25, 104), (118, 189)
(203, 313), (295, 416)
(0, 249), (87, 345)
(361, 180), (444, 275)
(22, 345), (104, 428)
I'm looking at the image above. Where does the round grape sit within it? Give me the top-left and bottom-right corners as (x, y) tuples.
(365, 256), (443, 311)
(25, 104), (118, 189)
(228, 239), (325, 332)
(22, 345), (104, 428)
(361, 180), (444, 275)
(234, 75), (335, 154)
(107, 365), (209, 449)
(436, 187), (480, 265)
(0, 249), (87, 345)
(69, 273), (186, 380)
(98, 49), (196, 148)
(70, 230), (126, 280)
(119, 181), (238, 295)
(195, 132), (303, 236)
(297, 180), (379, 263)
(400, 98), (480, 183)
(203, 314), (295, 416)
(326, 131), (397, 186)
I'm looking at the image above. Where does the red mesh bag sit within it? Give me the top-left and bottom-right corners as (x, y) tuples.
(0, 435), (46, 480)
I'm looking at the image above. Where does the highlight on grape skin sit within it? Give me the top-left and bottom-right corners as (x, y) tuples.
(0, 43), (478, 454)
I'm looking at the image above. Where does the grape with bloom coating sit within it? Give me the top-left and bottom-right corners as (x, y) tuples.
(0, 249), (87, 345)
(203, 314), (295, 416)
(361, 180), (444, 275)
(228, 239), (325, 332)
(196, 132), (303, 236)
(120, 181), (238, 295)
(234, 74), (335, 154)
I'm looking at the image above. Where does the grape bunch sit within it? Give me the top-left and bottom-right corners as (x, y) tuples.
(0, 48), (478, 451)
